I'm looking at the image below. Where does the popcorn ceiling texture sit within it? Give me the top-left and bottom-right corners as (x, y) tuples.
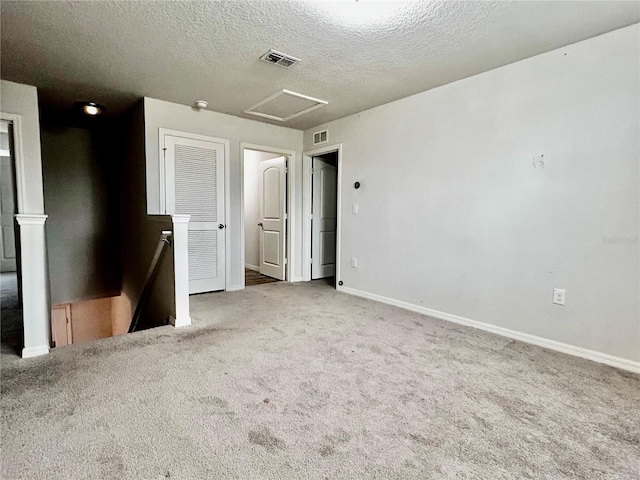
(2, 280), (638, 479)
(1, 1), (638, 129)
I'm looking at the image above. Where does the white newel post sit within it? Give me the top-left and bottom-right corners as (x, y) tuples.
(171, 215), (191, 327)
(15, 214), (50, 358)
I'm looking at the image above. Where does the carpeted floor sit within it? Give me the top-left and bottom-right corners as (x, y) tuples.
(1, 280), (638, 479)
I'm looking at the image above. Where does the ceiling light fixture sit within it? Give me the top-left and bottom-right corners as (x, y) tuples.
(75, 101), (106, 116)
(194, 100), (208, 109)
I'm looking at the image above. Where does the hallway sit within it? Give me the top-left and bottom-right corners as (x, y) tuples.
(1, 272), (22, 358)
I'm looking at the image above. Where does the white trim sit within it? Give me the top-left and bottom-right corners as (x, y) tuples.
(226, 284), (244, 292)
(302, 144), (343, 285)
(338, 286), (640, 374)
(169, 315), (192, 328)
(0, 113), (27, 214)
(224, 141), (231, 293)
(22, 345), (50, 358)
(240, 143), (296, 287)
(245, 263), (260, 272)
(0, 149), (10, 156)
(171, 214), (190, 224)
(15, 214), (47, 225)
(171, 214), (191, 328)
(2, 114), (50, 358)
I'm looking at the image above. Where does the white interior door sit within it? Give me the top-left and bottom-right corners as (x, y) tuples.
(311, 157), (337, 279)
(259, 156), (286, 280)
(0, 155), (17, 272)
(165, 134), (225, 293)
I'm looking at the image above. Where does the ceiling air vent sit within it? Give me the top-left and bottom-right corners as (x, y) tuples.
(313, 129), (328, 145)
(260, 49), (301, 68)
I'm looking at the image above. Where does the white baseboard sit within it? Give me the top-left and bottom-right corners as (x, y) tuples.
(245, 264), (259, 272)
(170, 315), (192, 328)
(22, 345), (50, 358)
(338, 286), (640, 374)
(290, 276), (304, 283)
(226, 284), (244, 292)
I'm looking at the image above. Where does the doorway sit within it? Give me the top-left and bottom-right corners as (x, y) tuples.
(241, 144), (295, 288)
(0, 119), (23, 356)
(161, 129), (228, 294)
(302, 144), (342, 287)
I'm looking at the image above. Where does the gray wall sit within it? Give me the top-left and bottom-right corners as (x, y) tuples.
(41, 125), (120, 304)
(303, 24), (640, 362)
(119, 103), (174, 330)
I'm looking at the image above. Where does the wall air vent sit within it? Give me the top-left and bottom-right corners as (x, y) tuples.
(260, 49), (301, 68)
(313, 129), (328, 145)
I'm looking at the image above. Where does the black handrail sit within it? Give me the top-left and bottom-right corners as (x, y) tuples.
(128, 231), (172, 333)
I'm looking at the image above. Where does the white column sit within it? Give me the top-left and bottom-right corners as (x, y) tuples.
(15, 214), (50, 358)
(171, 215), (191, 327)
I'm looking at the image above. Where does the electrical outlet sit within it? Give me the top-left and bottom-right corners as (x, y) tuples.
(352, 203), (359, 214)
(351, 257), (357, 268)
(553, 288), (566, 306)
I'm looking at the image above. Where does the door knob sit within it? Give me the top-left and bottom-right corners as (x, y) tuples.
(218, 224), (225, 229)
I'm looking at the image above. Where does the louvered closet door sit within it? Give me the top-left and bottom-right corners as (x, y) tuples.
(165, 135), (225, 293)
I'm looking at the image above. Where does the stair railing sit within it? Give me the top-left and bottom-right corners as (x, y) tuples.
(128, 230), (173, 333)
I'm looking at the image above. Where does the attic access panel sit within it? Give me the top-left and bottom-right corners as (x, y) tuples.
(244, 90), (328, 122)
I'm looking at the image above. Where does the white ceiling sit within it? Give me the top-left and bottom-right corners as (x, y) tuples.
(1, 1), (638, 130)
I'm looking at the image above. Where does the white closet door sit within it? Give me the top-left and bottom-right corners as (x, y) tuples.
(311, 157), (337, 279)
(259, 156), (286, 280)
(0, 155), (17, 272)
(165, 134), (225, 293)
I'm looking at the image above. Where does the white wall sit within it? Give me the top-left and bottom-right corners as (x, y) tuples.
(144, 98), (304, 288)
(303, 25), (640, 363)
(0, 80), (45, 213)
(0, 80), (50, 356)
(244, 149), (282, 270)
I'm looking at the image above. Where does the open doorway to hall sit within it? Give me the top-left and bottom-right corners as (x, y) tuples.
(0, 119), (23, 356)
(308, 149), (339, 288)
(242, 146), (291, 287)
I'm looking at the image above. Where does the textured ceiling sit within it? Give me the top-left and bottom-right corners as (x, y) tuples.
(1, 1), (638, 130)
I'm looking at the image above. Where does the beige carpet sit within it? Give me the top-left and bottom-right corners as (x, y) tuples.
(1, 280), (638, 479)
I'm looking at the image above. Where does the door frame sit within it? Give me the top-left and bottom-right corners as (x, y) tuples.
(0, 113), (27, 213)
(302, 144), (343, 285)
(1, 111), (50, 357)
(240, 143), (296, 287)
(159, 128), (231, 291)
